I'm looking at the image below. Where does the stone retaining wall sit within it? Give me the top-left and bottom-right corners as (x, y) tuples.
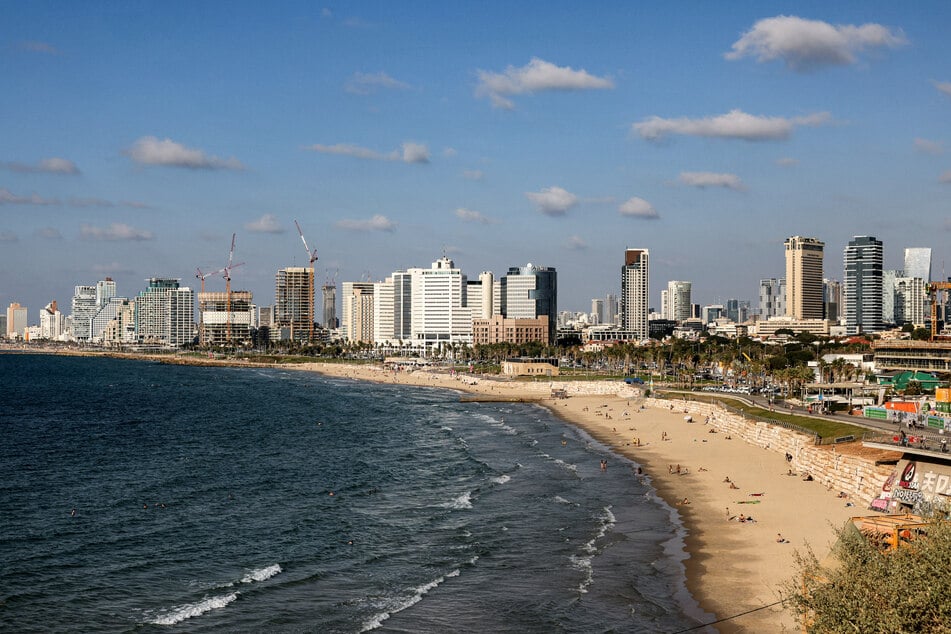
(645, 397), (895, 506)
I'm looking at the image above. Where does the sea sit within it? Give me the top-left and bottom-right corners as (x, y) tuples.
(0, 353), (715, 633)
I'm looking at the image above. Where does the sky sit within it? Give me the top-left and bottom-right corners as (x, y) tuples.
(2, 1), (951, 321)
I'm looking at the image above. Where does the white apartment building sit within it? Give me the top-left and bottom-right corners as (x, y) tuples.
(408, 257), (472, 352)
(621, 248), (649, 340)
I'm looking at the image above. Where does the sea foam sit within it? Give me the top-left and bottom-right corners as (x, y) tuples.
(149, 592), (237, 626)
(360, 569), (461, 632)
(241, 563), (282, 584)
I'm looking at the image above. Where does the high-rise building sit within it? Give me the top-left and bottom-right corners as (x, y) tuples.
(895, 276), (926, 327)
(499, 263), (557, 344)
(341, 282), (375, 343)
(321, 283), (337, 329)
(784, 236), (824, 319)
(472, 271), (494, 319)
(198, 290), (254, 346)
(135, 278), (194, 347)
(40, 299), (65, 341)
(823, 279), (841, 323)
(70, 285), (97, 341)
(96, 278), (117, 308)
(882, 269), (901, 326)
(666, 281), (692, 322)
(407, 257), (472, 352)
(904, 248), (932, 282)
(6, 302), (28, 339)
(373, 278), (394, 345)
(591, 298), (604, 324)
(759, 278), (786, 319)
(275, 267), (313, 342)
(605, 293), (618, 326)
(843, 236), (884, 334)
(621, 248), (649, 339)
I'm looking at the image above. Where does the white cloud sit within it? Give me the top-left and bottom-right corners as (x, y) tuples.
(345, 71), (410, 95)
(19, 40), (58, 55)
(0, 188), (58, 206)
(726, 16), (907, 72)
(462, 169), (484, 181)
(443, 147), (458, 157)
(120, 200), (154, 209)
(455, 207), (493, 224)
(633, 109), (831, 142)
(567, 235), (588, 250)
(933, 81), (951, 98)
(678, 171), (746, 191)
(335, 214), (396, 232)
(776, 157), (800, 167)
(69, 197), (114, 208)
(127, 136), (244, 170)
(915, 138), (944, 155)
(476, 57), (613, 109)
(940, 170), (951, 184)
(619, 197), (659, 219)
(34, 227), (62, 239)
(400, 142), (430, 164)
(245, 214), (284, 234)
(525, 186), (579, 216)
(306, 141), (429, 164)
(1, 157), (79, 174)
(0, 231), (18, 242)
(80, 223), (154, 241)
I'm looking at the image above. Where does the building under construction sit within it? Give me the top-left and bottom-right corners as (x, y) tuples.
(198, 290), (253, 346)
(274, 267), (314, 342)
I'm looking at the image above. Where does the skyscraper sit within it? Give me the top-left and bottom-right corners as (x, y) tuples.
(621, 248), (649, 339)
(666, 281), (692, 322)
(904, 247), (932, 282)
(823, 279), (841, 323)
(591, 298), (604, 324)
(784, 236), (824, 319)
(759, 278), (785, 319)
(135, 278), (194, 347)
(843, 236), (884, 334)
(605, 293), (618, 326)
(408, 257), (472, 351)
(322, 283), (337, 329)
(6, 302), (28, 339)
(499, 263), (557, 343)
(275, 267), (313, 342)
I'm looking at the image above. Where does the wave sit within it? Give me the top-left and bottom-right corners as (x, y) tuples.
(149, 592), (237, 626)
(554, 495), (575, 505)
(490, 474), (510, 485)
(571, 506), (617, 594)
(569, 554), (594, 594)
(241, 563), (282, 584)
(552, 458), (578, 474)
(440, 426), (453, 432)
(440, 491), (473, 509)
(360, 569), (461, 632)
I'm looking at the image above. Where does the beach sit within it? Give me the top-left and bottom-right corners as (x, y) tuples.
(299, 362), (867, 633)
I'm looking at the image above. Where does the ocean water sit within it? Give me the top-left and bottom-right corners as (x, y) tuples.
(0, 353), (713, 633)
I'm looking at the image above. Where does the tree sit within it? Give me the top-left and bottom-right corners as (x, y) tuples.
(783, 516), (951, 633)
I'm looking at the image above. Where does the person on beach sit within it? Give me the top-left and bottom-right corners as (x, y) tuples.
(776, 534), (787, 543)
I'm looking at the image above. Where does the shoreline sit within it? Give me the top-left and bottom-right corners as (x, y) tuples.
(288, 361), (872, 633)
(7, 349), (882, 632)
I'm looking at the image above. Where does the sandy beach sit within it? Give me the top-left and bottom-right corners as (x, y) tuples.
(297, 362), (865, 633)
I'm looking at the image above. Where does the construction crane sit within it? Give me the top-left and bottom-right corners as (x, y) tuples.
(927, 282), (951, 341)
(224, 233), (238, 345)
(294, 220), (318, 342)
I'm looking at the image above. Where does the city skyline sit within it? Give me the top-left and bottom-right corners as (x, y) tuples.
(3, 3), (951, 315)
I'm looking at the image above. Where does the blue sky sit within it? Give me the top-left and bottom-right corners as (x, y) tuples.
(2, 2), (950, 320)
